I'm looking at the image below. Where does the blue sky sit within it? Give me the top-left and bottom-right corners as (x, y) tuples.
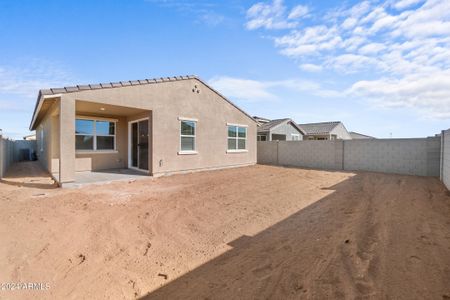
(0, 0), (449, 139)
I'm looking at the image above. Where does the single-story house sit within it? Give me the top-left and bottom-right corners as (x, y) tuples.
(349, 131), (375, 139)
(255, 118), (305, 141)
(30, 75), (257, 186)
(298, 121), (352, 140)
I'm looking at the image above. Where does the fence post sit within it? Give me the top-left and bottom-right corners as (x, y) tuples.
(342, 140), (345, 171)
(276, 140), (279, 165)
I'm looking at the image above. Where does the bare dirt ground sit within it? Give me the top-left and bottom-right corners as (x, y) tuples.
(1, 162), (450, 300)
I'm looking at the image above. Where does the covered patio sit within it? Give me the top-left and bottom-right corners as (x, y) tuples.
(32, 96), (152, 186)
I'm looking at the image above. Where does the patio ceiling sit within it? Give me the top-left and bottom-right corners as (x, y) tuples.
(76, 100), (149, 117)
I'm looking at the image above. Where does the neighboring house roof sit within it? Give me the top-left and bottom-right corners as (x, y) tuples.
(297, 121), (342, 135)
(258, 118), (305, 135)
(23, 134), (36, 140)
(30, 75), (257, 130)
(349, 131), (375, 139)
(253, 116), (271, 124)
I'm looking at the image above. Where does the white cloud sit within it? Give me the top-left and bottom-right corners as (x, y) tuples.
(368, 13), (398, 34)
(0, 60), (73, 97)
(245, 0), (450, 119)
(146, 0), (225, 27)
(300, 63), (323, 72)
(275, 25), (342, 56)
(342, 17), (358, 29)
(208, 76), (277, 102)
(288, 5), (309, 19)
(328, 54), (383, 73)
(245, 0), (308, 30)
(209, 76), (340, 102)
(198, 11), (225, 27)
(349, 71), (450, 118)
(358, 42), (386, 54)
(0, 59), (74, 111)
(393, 0), (424, 10)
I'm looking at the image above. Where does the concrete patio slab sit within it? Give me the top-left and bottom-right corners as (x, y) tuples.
(60, 168), (150, 188)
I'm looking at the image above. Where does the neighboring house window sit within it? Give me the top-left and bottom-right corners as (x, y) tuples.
(228, 125), (247, 151)
(257, 135), (267, 141)
(180, 119), (196, 153)
(291, 134), (300, 141)
(75, 118), (116, 151)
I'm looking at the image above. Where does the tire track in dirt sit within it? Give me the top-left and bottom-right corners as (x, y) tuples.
(306, 173), (389, 299)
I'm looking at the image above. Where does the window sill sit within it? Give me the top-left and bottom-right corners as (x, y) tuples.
(76, 150), (118, 154)
(226, 149), (248, 153)
(178, 151), (198, 155)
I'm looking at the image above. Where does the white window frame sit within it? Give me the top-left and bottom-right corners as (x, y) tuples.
(178, 117), (198, 155)
(291, 133), (300, 141)
(75, 116), (117, 153)
(257, 135), (267, 142)
(227, 123), (248, 153)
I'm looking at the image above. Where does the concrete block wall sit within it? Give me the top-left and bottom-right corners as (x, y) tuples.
(277, 140), (343, 170)
(13, 140), (37, 162)
(0, 138), (36, 179)
(258, 137), (441, 177)
(344, 137), (440, 176)
(441, 129), (450, 189)
(426, 137), (442, 177)
(0, 136), (15, 179)
(257, 141), (278, 165)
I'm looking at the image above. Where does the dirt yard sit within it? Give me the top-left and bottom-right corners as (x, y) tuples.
(1, 162), (450, 299)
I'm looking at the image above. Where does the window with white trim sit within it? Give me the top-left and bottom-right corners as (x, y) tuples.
(257, 135), (267, 141)
(75, 118), (116, 151)
(180, 120), (196, 152)
(228, 125), (247, 150)
(291, 134), (300, 141)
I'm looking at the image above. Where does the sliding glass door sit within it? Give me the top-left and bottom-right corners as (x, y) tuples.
(130, 119), (149, 171)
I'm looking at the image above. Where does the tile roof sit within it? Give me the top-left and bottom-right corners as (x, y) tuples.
(258, 118), (306, 135)
(258, 118), (290, 132)
(39, 75), (197, 96)
(297, 121), (341, 135)
(252, 116), (271, 124)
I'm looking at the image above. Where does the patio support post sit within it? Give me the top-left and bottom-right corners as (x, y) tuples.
(59, 97), (76, 184)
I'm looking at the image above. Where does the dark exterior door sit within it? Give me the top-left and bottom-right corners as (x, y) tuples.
(131, 119), (149, 171)
(138, 120), (149, 170)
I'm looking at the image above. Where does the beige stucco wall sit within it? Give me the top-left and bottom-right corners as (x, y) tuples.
(35, 101), (60, 176)
(37, 78), (256, 182)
